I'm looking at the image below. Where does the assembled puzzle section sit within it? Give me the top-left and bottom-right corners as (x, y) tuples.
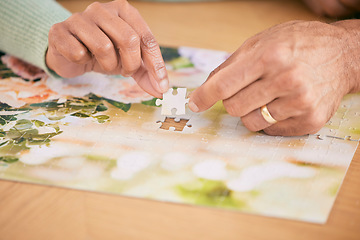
(315, 94), (360, 141)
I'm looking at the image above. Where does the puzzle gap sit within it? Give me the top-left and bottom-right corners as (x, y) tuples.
(157, 117), (192, 131)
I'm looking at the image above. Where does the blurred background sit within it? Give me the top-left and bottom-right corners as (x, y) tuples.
(57, 0), (328, 52)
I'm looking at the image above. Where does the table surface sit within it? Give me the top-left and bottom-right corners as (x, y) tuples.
(1, 1), (360, 240)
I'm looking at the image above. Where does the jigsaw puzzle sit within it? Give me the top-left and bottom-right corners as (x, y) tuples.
(0, 47), (359, 224)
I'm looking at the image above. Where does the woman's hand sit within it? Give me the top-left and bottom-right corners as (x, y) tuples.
(46, 0), (168, 98)
(189, 20), (359, 136)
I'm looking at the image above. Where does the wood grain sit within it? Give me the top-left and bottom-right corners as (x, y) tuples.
(0, 1), (359, 239)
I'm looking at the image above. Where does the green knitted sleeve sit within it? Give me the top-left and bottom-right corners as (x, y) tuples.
(0, 0), (71, 74)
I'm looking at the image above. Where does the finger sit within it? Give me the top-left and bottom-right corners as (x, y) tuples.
(263, 115), (322, 136)
(263, 118), (306, 136)
(132, 63), (163, 99)
(85, 2), (141, 76)
(222, 78), (277, 117)
(240, 97), (303, 132)
(263, 93), (333, 136)
(222, 66), (309, 117)
(113, 1), (169, 93)
(340, 0), (360, 11)
(189, 54), (264, 113)
(241, 108), (273, 133)
(66, 13), (118, 73)
(48, 23), (92, 65)
(263, 97), (307, 120)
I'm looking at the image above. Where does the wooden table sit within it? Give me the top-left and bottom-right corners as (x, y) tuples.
(1, 1), (359, 239)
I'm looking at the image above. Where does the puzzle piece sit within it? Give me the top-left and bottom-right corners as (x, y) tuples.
(156, 117), (192, 131)
(311, 133), (359, 142)
(156, 88), (189, 115)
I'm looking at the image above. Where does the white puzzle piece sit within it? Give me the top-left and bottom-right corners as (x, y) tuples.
(156, 88), (189, 115)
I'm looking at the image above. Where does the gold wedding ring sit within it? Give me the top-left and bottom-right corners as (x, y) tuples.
(260, 105), (277, 124)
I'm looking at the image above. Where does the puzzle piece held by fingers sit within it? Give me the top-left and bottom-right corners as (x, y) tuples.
(156, 88), (189, 115)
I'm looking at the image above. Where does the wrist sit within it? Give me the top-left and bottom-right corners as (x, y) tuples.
(330, 20), (360, 93)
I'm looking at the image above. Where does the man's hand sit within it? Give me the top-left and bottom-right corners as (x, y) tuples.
(303, 0), (360, 18)
(189, 20), (359, 136)
(46, 0), (168, 98)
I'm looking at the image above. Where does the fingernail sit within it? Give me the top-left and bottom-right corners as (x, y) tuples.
(159, 79), (169, 93)
(188, 100), (199, 112)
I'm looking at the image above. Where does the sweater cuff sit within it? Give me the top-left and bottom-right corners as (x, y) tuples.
(0, 0), (71, 77)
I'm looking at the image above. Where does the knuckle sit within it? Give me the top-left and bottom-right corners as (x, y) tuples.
(208, 65), (222, 79)
(141, 34), (158, 50)
(123, 34), (140, 50)
(306, 113), (324, 130)
(132, 8), (140, 16)
(48, 23), (62, 42)
(241, 36), (259, 49)
(308, 123), (323, 135)
(277, 69), (301, 91)
(121, 62), (141, 77)
(93, 42), (113, 57)
(67, 12), (82, 23)
(208, 70), (216, 79)
(49, 23), (60, 35)
(85, 1), (102, 13)
(297, 90), (316, 111)
(127, 3), (140, 15)
(115, 0), (128, 7)
(284, 74), (299, 90)
(69, 49), (88, 63)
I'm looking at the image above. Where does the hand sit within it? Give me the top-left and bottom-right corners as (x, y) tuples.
(46, 0), (168, 98)
(188, 20), (359, 136)
(303, 0), (360, 18)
